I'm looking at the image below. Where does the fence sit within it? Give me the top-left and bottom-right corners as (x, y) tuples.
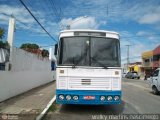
(0, 47), (53, 102)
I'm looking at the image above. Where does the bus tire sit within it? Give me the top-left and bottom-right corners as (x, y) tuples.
(152, 86), (159, 95)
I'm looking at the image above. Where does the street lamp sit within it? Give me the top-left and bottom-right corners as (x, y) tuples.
(66, 16), (88, 30)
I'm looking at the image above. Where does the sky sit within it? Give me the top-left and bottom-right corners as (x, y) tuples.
(0, 0), (160, 64)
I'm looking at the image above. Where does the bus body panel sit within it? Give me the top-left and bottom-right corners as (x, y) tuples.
(56, 90), (121, 105)
(56, 67), (121, 91)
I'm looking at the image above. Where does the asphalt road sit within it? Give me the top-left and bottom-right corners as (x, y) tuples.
(44, 78), (160, 120)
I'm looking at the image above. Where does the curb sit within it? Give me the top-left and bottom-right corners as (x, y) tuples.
(36, 95), (56, 120)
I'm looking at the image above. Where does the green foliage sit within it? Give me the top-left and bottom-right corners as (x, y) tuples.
(20, 43), (39, 49)
(0, 41), (9, 49)
(42, 49), (49, 57)
(0, 27), (5, 39)
(20, 43), (49, 58)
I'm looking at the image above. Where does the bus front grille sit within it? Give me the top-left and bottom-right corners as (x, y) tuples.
(68, 76), (114, 90)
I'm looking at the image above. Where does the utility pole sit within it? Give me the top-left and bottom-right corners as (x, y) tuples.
(125, 45), (131, 71)
(7, 15), (16, 71)
(7, 15), (15, 48)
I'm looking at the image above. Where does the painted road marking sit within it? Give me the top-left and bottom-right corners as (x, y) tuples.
(36, 95), (56, 120)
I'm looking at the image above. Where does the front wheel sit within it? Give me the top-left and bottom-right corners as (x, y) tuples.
(152, 86), (159, 95)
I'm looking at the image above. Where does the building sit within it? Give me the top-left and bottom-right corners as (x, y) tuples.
(153, 45), (160, 68)
(128, 62), (142, 74)
(122, 62), (142, 76)
(141, 45), (160, 78)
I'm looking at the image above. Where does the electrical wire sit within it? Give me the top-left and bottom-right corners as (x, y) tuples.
(18, 0), (57, 43)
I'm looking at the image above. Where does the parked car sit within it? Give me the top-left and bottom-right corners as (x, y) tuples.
(122, 72), (127, 78)
(148, 68), (160, 95)
(125, 72), (140, 79)
(125, 72), (132, 79)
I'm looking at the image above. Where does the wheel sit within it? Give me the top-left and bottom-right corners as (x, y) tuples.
(152, 86), (159, 95)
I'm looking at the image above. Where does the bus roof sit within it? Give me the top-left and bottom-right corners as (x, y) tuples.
(60, 29), (119, 35)
(59, 29), (120, 39)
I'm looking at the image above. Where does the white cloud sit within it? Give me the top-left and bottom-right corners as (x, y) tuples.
(136, 31), (147, 36)
(123, 3), (160, 25)
(0, 4), (61, 37)
(0, 0), (159, 58)
(136, 31), (160, 43)
(120, 30), (159, 64)
(121, 40), (154, 64)
(0, 5), (35, 24)
(139, 13), (160, 24)
(60, 16), (102, 29)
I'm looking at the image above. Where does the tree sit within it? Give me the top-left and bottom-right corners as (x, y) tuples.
(0, 41), (9, 49)
(42, 49), (49, 57)
(20, 43), (39, 50)
(20, 43), (40, 54)
(20, 43), (49, 57)
(0, 27), (9, 49)
(0, 27), (5, 39)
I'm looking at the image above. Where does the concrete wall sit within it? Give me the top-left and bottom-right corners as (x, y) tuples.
(0, 48), (53, 102)
(10, 47), (51, 71)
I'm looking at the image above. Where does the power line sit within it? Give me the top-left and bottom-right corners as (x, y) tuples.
(121, 56), (141, 61)
(0, 12), (32, 29)
(0, 12), (42, 35)
(48, 0), (64, 29)
(18, 0), (57, 43)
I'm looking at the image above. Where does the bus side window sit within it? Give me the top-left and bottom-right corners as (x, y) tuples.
(54, 44), (58, 55)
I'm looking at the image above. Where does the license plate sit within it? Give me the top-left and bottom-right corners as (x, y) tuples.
(84, 96), (95, 100)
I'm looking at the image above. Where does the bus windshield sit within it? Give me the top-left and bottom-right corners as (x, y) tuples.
(58, 36), (120, 67)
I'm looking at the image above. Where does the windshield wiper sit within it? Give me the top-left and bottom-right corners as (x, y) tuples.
(72, 46), (89, 68)
(91, 57), (109, 69)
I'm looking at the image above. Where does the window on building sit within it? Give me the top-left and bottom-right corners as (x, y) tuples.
(153, 54), (160, 61)
(144, 59), (149, 62)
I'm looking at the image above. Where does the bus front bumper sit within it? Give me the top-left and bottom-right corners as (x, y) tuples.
(56, 90), (121, 105)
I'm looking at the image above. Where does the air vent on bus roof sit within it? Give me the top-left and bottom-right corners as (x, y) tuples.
(74, 32), (106, 37)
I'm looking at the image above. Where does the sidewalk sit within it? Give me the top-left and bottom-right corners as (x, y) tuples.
(0, 81), (56, 119)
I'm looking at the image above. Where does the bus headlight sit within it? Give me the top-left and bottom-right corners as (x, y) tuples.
(59, 95), (64, 100)
(107, 96), (112, 101)
(73, 96), (78, 100)
(114, 96), (119, 101)
(66, 95), (71, 100)
(100, 96), (105, 101)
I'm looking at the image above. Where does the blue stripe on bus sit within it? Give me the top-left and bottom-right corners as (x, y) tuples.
(56, 90), (121, 105)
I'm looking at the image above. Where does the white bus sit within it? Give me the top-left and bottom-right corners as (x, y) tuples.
(54, 29), (121, 105)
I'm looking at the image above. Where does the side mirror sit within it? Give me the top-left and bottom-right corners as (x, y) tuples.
(54, 44), (58, 55)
